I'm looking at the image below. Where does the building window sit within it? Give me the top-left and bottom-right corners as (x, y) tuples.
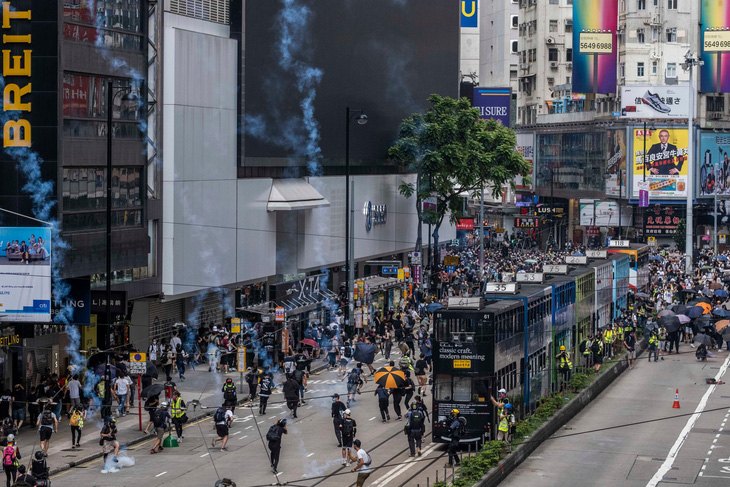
(549, 48), (559, 61)
(637, 62), (645, 77)
(666, 27), (677, 43)
(566, 76), (571, 83)
(620, 62), (625, 78)
(667, 0), (677, 8)
(549, 0), (558, 4)
(708, 95), (725, 112)
(652, 61), (658, 74)
(652, 26), (659, 41)
(566, 48), (573, 62)
(511, 15), (519, 28)
(511, 40), (519, 53)
(638, 0), (646, 9)
(63, 0), (142, 49)
(666, 62), (677, 78)
(637, 28), (645, 43)
(547, 77), (555, 84)
(549, 20), (558, 32)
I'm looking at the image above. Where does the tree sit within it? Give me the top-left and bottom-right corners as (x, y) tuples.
(673, 218), (686, 252)
(388, 94), (530, 278)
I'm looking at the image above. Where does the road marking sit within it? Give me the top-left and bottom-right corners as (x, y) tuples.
(231, 431), (241, 435)
(371, 444), (438, 486)
(369, 417), (377, 421)
(156, 472), (167, 477)
(242, 435), (248, 438)
(647, 352), (730, 487)
(269, 416), (276, 419)
(200, 453), (209, 457)
(307, 453), (315, 457)
(245, 426), (253, 430)
(258, 420), (265, 424)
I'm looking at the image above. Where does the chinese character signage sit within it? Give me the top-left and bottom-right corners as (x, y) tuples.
(514, 217), (539, 228)
(631, 128), (689, 200)
(456, 219), (474, 230)
(699, 131), (730, 197)
(701, 0), (730, 93)
(634, 205), (683, 235)
(572, 0), (618, 94)
(621, 86), (690, 119)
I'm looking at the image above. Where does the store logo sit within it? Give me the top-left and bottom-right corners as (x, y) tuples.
(364, 202), (387, 232)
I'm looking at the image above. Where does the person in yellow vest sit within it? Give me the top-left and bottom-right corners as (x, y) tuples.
(647, 331), (659, 362)
(657, 325), (667, 359)
(498, 403), (516, 450)
(592, 333), (604, 373)
(604, 326), (614, 359)
(582, 335), (593, 368)
(170, 390), (187, 442)
(555, 346), (572, 393)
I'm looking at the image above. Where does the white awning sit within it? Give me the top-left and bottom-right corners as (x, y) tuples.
(267, 178), (330, 211)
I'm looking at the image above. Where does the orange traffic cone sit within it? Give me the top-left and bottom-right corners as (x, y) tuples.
(672, 388), (680, 409)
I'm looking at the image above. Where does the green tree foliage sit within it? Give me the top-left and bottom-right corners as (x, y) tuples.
(388, 94), (530, 265)
(673, 218), (686, 252)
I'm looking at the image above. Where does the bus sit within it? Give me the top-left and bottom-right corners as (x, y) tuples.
(607, 243), (650, 292)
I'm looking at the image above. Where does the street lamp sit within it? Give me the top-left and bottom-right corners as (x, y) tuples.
(681, 51), (703, 270)
(345, 107), (367, 331)
(640, 121), (656, 243)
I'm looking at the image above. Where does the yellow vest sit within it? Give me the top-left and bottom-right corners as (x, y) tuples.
(499, 413), (510, 432)
(171, 397), (184, 419)
(559, 354), (572, 369)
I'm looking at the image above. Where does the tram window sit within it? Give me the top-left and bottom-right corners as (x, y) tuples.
(472, 378), (489, 402)
(453, 377), (471, 402)
(434, 374), (452, 401)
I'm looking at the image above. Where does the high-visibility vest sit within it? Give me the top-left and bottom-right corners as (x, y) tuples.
(605, 330), (613, 343)
(658, 330), (667, 340)
(649, 335), (658, 347)
(171, 398), (184, 419)
(499, 414), (510, 432)
(559, 354), (572, 369)
(583, 340), (592, 356)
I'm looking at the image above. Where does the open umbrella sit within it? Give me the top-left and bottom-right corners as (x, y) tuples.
(636, 292), (651, 299)
(353, 342), (376, 365)
(658, 315), (681, 333)
(672, 304), (688, 315)
(714, 309), (730, 318)
(300, 338), (320, 348)
(525, 259), (538, 264)
(142, 383), (164, 398)
(694, 333), (713, 347)
(677, 315), (691, 324)
(715, 289), (729, 298)
(698, 302), (713, 314)
(426, 303), (443, 313)
(684, 306), (705, 319)
(93, 364), (117, 381)
(716, 319), (730, 333)
(711, 281), (723, 290)
(146, 361), (159, 380)
(681, 289), (699, 296)
(649, 255), (664, 262)
(658, 309), (676, 317)
(718, 255), (729, 262)
(374, 366), (406, 389)
(723, 326), (730, 340)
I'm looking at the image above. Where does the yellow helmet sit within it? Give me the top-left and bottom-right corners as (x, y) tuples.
(559, 345), (566, 351)
(451, 408), (460, 415)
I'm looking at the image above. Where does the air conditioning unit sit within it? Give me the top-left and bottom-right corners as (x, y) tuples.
(710, 112), (724, 120)
(566, 62), (572, 69)
(550, 61), (559, 68)
(546, 37), (555, 44)
(520, 63), (529, 69)
(651, 16), (661, 25)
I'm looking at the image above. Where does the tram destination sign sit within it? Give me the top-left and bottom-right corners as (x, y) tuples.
(565, 256), (587, 265)
(484, 282), (519, 294)
(434, 342), (488, 374)
(516, 273), (544, 283)
(586, 250), (607, 259)
(543, 264), (568, 275)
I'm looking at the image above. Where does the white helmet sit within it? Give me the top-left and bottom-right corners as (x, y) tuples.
(6, 434), (14, 442)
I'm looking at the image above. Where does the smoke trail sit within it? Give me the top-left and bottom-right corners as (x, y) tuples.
(102, 450), (135, 473)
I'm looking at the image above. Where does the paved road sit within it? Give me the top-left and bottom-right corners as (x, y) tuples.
(51, 351), (451, 487)
(508, 345), (730, 487)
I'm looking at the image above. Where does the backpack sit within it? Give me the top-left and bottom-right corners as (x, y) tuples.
(214, 407), (226, 423)
(348, 369), (359, 385)
(294, 370), (305, 384)
(266, 425), (281, 442)
(176, 343), (183, 354)
(363, 451), (373, 466)
(591, 341), (600, 353)
(342, 418), (354, 436)
(409, 410), (425, 430)
(579, 340), (587, 354)
(223, 385), (236, 400)
(69, 411), (81, 427)
(40, 410), (53, 426)
(399, 356), (411, 370)
(344, 346), (352, 358)
(153, 408), (165, 427)
(2, 446), (14, 466)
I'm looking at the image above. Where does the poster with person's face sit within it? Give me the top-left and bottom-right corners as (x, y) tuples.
(631, 128), (689, 200)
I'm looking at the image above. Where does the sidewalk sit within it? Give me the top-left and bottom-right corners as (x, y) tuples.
(30, 358), (329, 475)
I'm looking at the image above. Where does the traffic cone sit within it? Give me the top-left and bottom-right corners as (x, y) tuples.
(672, 388), (680, 409)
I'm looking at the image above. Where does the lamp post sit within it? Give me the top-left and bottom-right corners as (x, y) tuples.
(538, 165), (560, 249)
(640, 121), (656, 243)
(344, 107), (367, 331)
(682, 52), (703, 271)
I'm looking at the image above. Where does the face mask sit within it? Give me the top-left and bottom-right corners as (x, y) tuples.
(332, 398), (336, 403)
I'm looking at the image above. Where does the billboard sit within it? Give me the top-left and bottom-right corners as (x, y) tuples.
(701, 0), (730, 93)
(515, 132), (534, 190)
(631, 127), (689, 200)
(579, 200), (630, 227)
(473, 87), (510, 126)
(0, 227), (51, 322)
(572, 0), (618, 94)
(699, 132), (730, 196)
(633, 205), (683, 236)
(605, 128), (626, 197)
(621, 86), (690, 119)
(460, 0), (478, 28)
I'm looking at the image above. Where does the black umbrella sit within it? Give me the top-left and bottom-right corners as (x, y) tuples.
(353, 342), (376, 365)
(145, 361), (159, 379)
(658, 315), (681, 333)
(86, 351), (114, 370)
(722, 327), (730, 340)
(672, 304), (689, 315)
(694, 333), (713, 347)
(681, 289), (699, 296)
(93, 364), (117, 381)
(142, 383), (164, 398)
(685, 306), (705, 319)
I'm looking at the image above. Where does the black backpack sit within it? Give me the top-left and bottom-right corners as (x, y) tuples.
(409, 410), (425, 430)
(40, 410), (53, 426)
(223, 385), (236, 400)
(348, 369), (359, 384)
(344, 346), (352, 358)
(342, 418), (354, 436)
(153, 408), (165, 427)
(591, 340), (600, 353)
(214, 408), (226, 423)
(266, 425), (281, 442)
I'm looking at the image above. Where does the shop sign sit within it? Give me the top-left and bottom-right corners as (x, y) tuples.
(536, 204), (565, 216)
(397, 269), (405, 280)
(364, 201), (387, 232)
(52, 277), (90, 325)
(456, 219), (474, 230)
(635, 205), (682, 236)
(90, 290), (127, 315)
(274, 307), (285, 322)
(0, 335), (20, 348)
(514, 217), (539, 228)
(413, 265), (422, 284)
(444, 256), (459, 266)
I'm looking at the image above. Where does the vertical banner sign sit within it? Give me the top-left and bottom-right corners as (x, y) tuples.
(515, 133), (534, 190)
(473, 88), (511, 126)
(701, 0), (730, 93)
(632, 128), (689, 200)
(699, 132), (730, 197)
(573, 0), (618, 94)
(274, 306), (285, 322)
(638, 180), (649, 207)
(460, 0), (478, 28)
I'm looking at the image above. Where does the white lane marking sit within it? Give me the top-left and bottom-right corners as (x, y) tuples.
(647, 353), (730, 487)
(242, 435), (248, 438)
(156, 472), (167, 477)
(307, 406), (312, 409)
(231, 431), (241, 435)
(245, 426), (253, 430)
(369, 417), (377, 421)
(307, 452), (315, 457)
(200, 453), (209, 458)
(371, 444), (438, 486)
(258, 420), (265, 424)
(269, 416), (276, 419)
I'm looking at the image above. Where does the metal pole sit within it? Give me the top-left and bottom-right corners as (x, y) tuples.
(239, 322), (244, 396)
(349, 181), (355, 331)
(618, 168), (622, 239)
(642, 121), (647, 243)
(715, 192), (719, 255)
(106, 80), (113, 349)
(480, 185), (484, 281)
(345, 107), (351, 329)
(686, 62), (694, 271)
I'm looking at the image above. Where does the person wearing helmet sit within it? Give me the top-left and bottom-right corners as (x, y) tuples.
(555, 344), (573, 392)
(222, 378), (237, 412)
(2, 433), (19, 487)
(490, 388), (509, 421)
(29, 451), (48, 482)
(150, 402), (171, 454)
(100, 417), (120, 473)
(405, 402), (426, 456)
(446, 409), (463, 468)
(497, 403), (516, 449)
(267, 418), (288, 475)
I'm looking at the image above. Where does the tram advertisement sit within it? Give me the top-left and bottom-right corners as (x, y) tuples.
(434, 342), (490, 375)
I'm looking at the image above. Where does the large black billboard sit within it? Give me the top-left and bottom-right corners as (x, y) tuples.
(240, 0), (460, 174)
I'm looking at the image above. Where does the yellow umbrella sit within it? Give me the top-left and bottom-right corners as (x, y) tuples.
(698, 302), (712, 314)
(716, 319), (730, 332)
(374, 366), (406, 389)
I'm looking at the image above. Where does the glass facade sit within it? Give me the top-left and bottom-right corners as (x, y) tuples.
(63, 0), (142, 50)
(536, 132), (607, 194)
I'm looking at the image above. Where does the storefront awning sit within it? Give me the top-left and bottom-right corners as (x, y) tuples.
(360, 275), (404, 293)
(267, 178), (330, 211)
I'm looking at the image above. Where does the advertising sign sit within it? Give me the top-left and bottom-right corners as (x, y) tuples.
(631, 128), (689, 200)
(605, 129), (627, 197)
(515, 133), (535, 191)
(699, 132), (730, 196)
(638, 180), (649, 207)
(275, 306), (285, 322)
(434, 342), (487, 375)
(456, 219), (475, 230)
(572, 0), (618, 94)
(634, 205), (682, 236)
(701, 0), (730, 93)
(514, 217), (539, 228)
(473, 87), (510, 126)
(579, 200), (630, 227)
(0, 227), (51, 322)
(460, 0), (478, 28)
(52, 277), (90, 325)
(621, 86), (690, 119)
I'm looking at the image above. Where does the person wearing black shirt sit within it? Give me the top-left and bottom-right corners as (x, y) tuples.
(402, 371), (415, 409)
(623, 329), (637, 369)
(268, 418), (287, 474)
(374, 385), (391, 422)
(331, 394), (346, 447)
(414, 354), (429, 397)
(14, 465), (34, 486)
(10, 385), (24, 430)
